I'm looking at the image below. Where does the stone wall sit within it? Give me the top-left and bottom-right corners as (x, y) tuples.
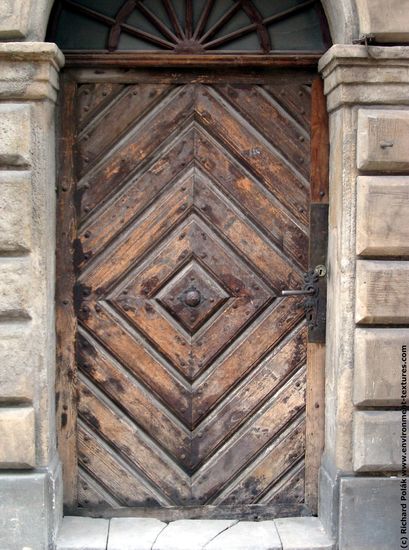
(0, 0), (409, 549)
(0, 42), (64, 549)
(319, 45), (409, 549)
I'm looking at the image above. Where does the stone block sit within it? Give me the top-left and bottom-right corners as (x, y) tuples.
(0, 258), (30, 319)
(206, 521), (281, 550)
(0, 0), (30, 39)
(354, 328), (409, 406)
(339, 477), (400, 549)
(357, 109), (409, 172)
(357, 0), (409, 43)
(356, 176), (409, 257)
(56, 516), (110, 550)
(0, 407), (35, 468)
(353, 411), (400, 472)
(0, 471), (55, 550)
(0, 43), (64, 101)
(318, 465), (339, 540)
(0, 104), (31, 167)
(153, 520), (236, 550)
(0, 322), (34, 402)
(275, 517), (334, 550)
(108, 518), (166, 550)
(356, 260), (409, 324)
(0, 171), (31, 253)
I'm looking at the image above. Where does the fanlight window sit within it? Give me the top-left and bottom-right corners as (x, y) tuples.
(48, 0), (329, 53)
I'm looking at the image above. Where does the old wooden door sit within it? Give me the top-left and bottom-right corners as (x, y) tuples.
(57, 68), (326, 519)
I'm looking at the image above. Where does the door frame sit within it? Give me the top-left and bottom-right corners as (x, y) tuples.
(55, 55), (328, 517)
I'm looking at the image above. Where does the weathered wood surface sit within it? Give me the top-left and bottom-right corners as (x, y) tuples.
(302, 78), (328, 512)
(58, 72), (317, 515)
(56, 76), (79, 508)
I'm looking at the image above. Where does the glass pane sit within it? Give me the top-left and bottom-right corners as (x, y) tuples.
(253, 0), (308, 19)
(118, 33), (159, 50)
(144, 0), (173, 29)
(203, 0), (237, 34)
(268, 8), (325, 50)
(54, 10), (109, 50)
(126, 11), (165, 39)
(76, 0), (119, 18)
(49, 0), (329, 52)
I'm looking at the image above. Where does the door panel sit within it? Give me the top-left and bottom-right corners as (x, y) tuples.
(59, 72), (317, 516)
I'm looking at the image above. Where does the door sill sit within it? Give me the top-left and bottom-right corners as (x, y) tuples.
(56, 515), (335, 550)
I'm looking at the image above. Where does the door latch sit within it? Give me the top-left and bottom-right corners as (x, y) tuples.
(281, 265), (327, 330)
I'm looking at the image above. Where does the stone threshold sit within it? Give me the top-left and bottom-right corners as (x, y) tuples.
(56, 516), (334, 550)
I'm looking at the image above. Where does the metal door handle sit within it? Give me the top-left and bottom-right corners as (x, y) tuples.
(281, 288), (315, 296)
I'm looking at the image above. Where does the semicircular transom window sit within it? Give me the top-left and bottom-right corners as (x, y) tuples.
(48, 0), (329, 53)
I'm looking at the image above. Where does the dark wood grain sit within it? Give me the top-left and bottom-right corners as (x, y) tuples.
(55, 76), (78, 508)
(304, 76), (328, 513)
(57, 69), (324, 517)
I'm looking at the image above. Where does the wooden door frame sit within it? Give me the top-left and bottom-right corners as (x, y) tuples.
(55, 55), (328, 517)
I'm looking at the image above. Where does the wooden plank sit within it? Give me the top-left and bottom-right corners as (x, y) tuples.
(304, 75), (328, 512)
(77, 331), (191, 465)
(194, 128), (309, 268)
(78, 306), (191, 425)
(77, 82), (124, 129)
(193, 328), (306, 468)
(215, 84), (310, 178)
(310, 77), (329, 204)
(192, 368), (306, 502)
(70, 502), (310, 520)
(78, 426), (165, 507)
(77, 85), (194, 220)
(55, 76), (78, 509)
(218, 417), (306, 504)
(64, 52), (321, 69)
(79, 129), (194, 260)
(304, 342), (325, 511)
(194, 300), (304, 423)
(195, 86), (309, 225)
(77, 83), (172, 175)
(263, 81), (312, 131)
(77, 378), (191, 504)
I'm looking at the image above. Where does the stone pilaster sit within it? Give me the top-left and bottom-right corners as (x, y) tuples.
(0, 42), (64, 550)
(319, 45), (409, 549)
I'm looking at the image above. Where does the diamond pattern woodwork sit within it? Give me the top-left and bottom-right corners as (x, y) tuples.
(69, 77), (313, 513)
(154, 261), (229, 335)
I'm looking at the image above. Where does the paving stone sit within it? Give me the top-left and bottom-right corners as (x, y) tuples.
(205, 520), (281, 550)
(56, 516), (110, 550)
(152, 520), (236, 550)
(275, 517), (334, 550)
(108, 518), (167, 550)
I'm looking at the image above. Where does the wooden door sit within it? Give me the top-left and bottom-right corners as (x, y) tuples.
(57, 68), (326, 519)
